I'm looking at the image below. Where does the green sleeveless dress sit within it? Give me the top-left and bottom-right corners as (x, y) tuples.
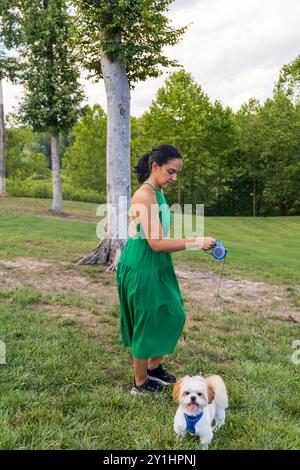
(116, 182), (186, 359)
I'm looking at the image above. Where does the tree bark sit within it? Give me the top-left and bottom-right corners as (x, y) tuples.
(51, 133), (64, 214)
(0, 79), (6, 197)
(77, 52), (131, 271)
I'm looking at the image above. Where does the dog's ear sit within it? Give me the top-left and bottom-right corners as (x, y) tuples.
(205, 377), (216, 404)
(207, 384), (215, 404)
(172, 380), (182, 403)
(172, 376), (190, 403)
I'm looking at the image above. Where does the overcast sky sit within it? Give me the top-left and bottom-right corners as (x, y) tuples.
(3, 0), (300, 117)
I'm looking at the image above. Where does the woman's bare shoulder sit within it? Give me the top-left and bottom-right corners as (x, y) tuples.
(131, 185), (156, 205)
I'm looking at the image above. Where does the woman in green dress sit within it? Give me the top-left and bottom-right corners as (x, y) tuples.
(116, 145), (216, 394)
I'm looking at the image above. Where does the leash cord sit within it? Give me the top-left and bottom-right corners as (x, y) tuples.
(213, 257), (226, 313)
(203, 250), (226, 313)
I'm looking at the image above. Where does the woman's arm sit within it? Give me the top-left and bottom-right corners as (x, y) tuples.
(132, 193), (215, 253)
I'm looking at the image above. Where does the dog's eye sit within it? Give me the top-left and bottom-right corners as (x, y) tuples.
(183, 391), (189, 396)
(197, 393), (203, 397)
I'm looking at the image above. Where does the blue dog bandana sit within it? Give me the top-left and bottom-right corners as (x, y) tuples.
(184, 411), (204, 435)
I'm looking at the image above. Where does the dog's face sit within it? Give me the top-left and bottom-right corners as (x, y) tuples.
(172, 376), (215, 415)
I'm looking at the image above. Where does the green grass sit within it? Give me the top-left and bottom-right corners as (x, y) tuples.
(0, 197), (300, 449)
(174, 215), (300, 286)
(1, 197), (300, 284)
(0, 213), (98, 260)
(0, 196), (99, 223)
(0, 290), (299, 450)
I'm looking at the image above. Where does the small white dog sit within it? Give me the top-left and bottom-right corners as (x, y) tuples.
(172, 374), (228, 449)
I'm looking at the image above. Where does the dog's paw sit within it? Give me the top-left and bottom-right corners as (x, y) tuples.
(212, 423), (224, 433)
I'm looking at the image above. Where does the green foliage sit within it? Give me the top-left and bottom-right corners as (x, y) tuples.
(132, 70), (239, 213)
(7, 178), (52, 199)
(18, 0), (84, 134)
(72, 0), (187, 85)
(0, 50), (19, 81)
(6, 176), (105, 203)
(6, 127), (50, 179)
(235, 98), (265, 216)
(63, 105), (107, 192)
(236, 92), (300, 216)
(0, 1), (23, 49)
(135, 70), (211, 203)
(258, 93), (300, 215)
(278, 54), (300, 102)
(0, 1), (21, 82)
(130, 69), (300, 216)
(4, 65), (300, 214)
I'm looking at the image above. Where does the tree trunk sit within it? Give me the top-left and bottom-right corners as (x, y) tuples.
(77, 52), (131, 271)
(0, 79), (6, 197)
(51, 133), (64, 214)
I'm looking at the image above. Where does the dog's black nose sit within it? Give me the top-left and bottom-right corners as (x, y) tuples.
(190, 395), (197, 402)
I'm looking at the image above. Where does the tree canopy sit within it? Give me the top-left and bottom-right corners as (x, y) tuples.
(18, 0), (84, 134)
(72, 0), (187, 84)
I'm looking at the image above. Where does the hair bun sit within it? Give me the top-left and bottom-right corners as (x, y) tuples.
(133, 152), (151, 184)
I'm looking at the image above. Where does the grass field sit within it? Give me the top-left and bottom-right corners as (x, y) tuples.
(0, 197), (299, 450)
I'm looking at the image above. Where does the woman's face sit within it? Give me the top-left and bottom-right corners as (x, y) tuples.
(152, 158), (183, 189)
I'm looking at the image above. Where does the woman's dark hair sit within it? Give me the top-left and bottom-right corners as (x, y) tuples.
(134, 144), (182, 184)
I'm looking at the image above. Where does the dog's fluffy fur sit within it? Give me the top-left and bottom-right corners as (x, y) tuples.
(172, 375), (228, 449)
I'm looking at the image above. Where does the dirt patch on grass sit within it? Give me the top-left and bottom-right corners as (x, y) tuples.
(0, 257), (299, 327)
(0, 258), (117, 328)
(176, 270), (300, 323)
(0, 258), (115, 300)
(0, 259), (54, 271)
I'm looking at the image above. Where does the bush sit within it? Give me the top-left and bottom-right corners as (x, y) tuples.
(6, 178), (105, 204)
(289, 200), (300, 216)
(7, 178), (52, 199)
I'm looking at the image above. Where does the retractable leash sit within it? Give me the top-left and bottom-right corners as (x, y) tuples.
(203, 240), (227, 313)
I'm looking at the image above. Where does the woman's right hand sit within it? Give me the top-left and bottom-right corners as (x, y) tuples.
(196, 237), (216, 250)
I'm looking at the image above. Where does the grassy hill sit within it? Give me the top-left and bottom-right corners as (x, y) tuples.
(1, 196), (299, 284)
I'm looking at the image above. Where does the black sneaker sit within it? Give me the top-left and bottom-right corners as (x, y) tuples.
(131, 377), (164, 395)
(147, 364), (176, 385)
